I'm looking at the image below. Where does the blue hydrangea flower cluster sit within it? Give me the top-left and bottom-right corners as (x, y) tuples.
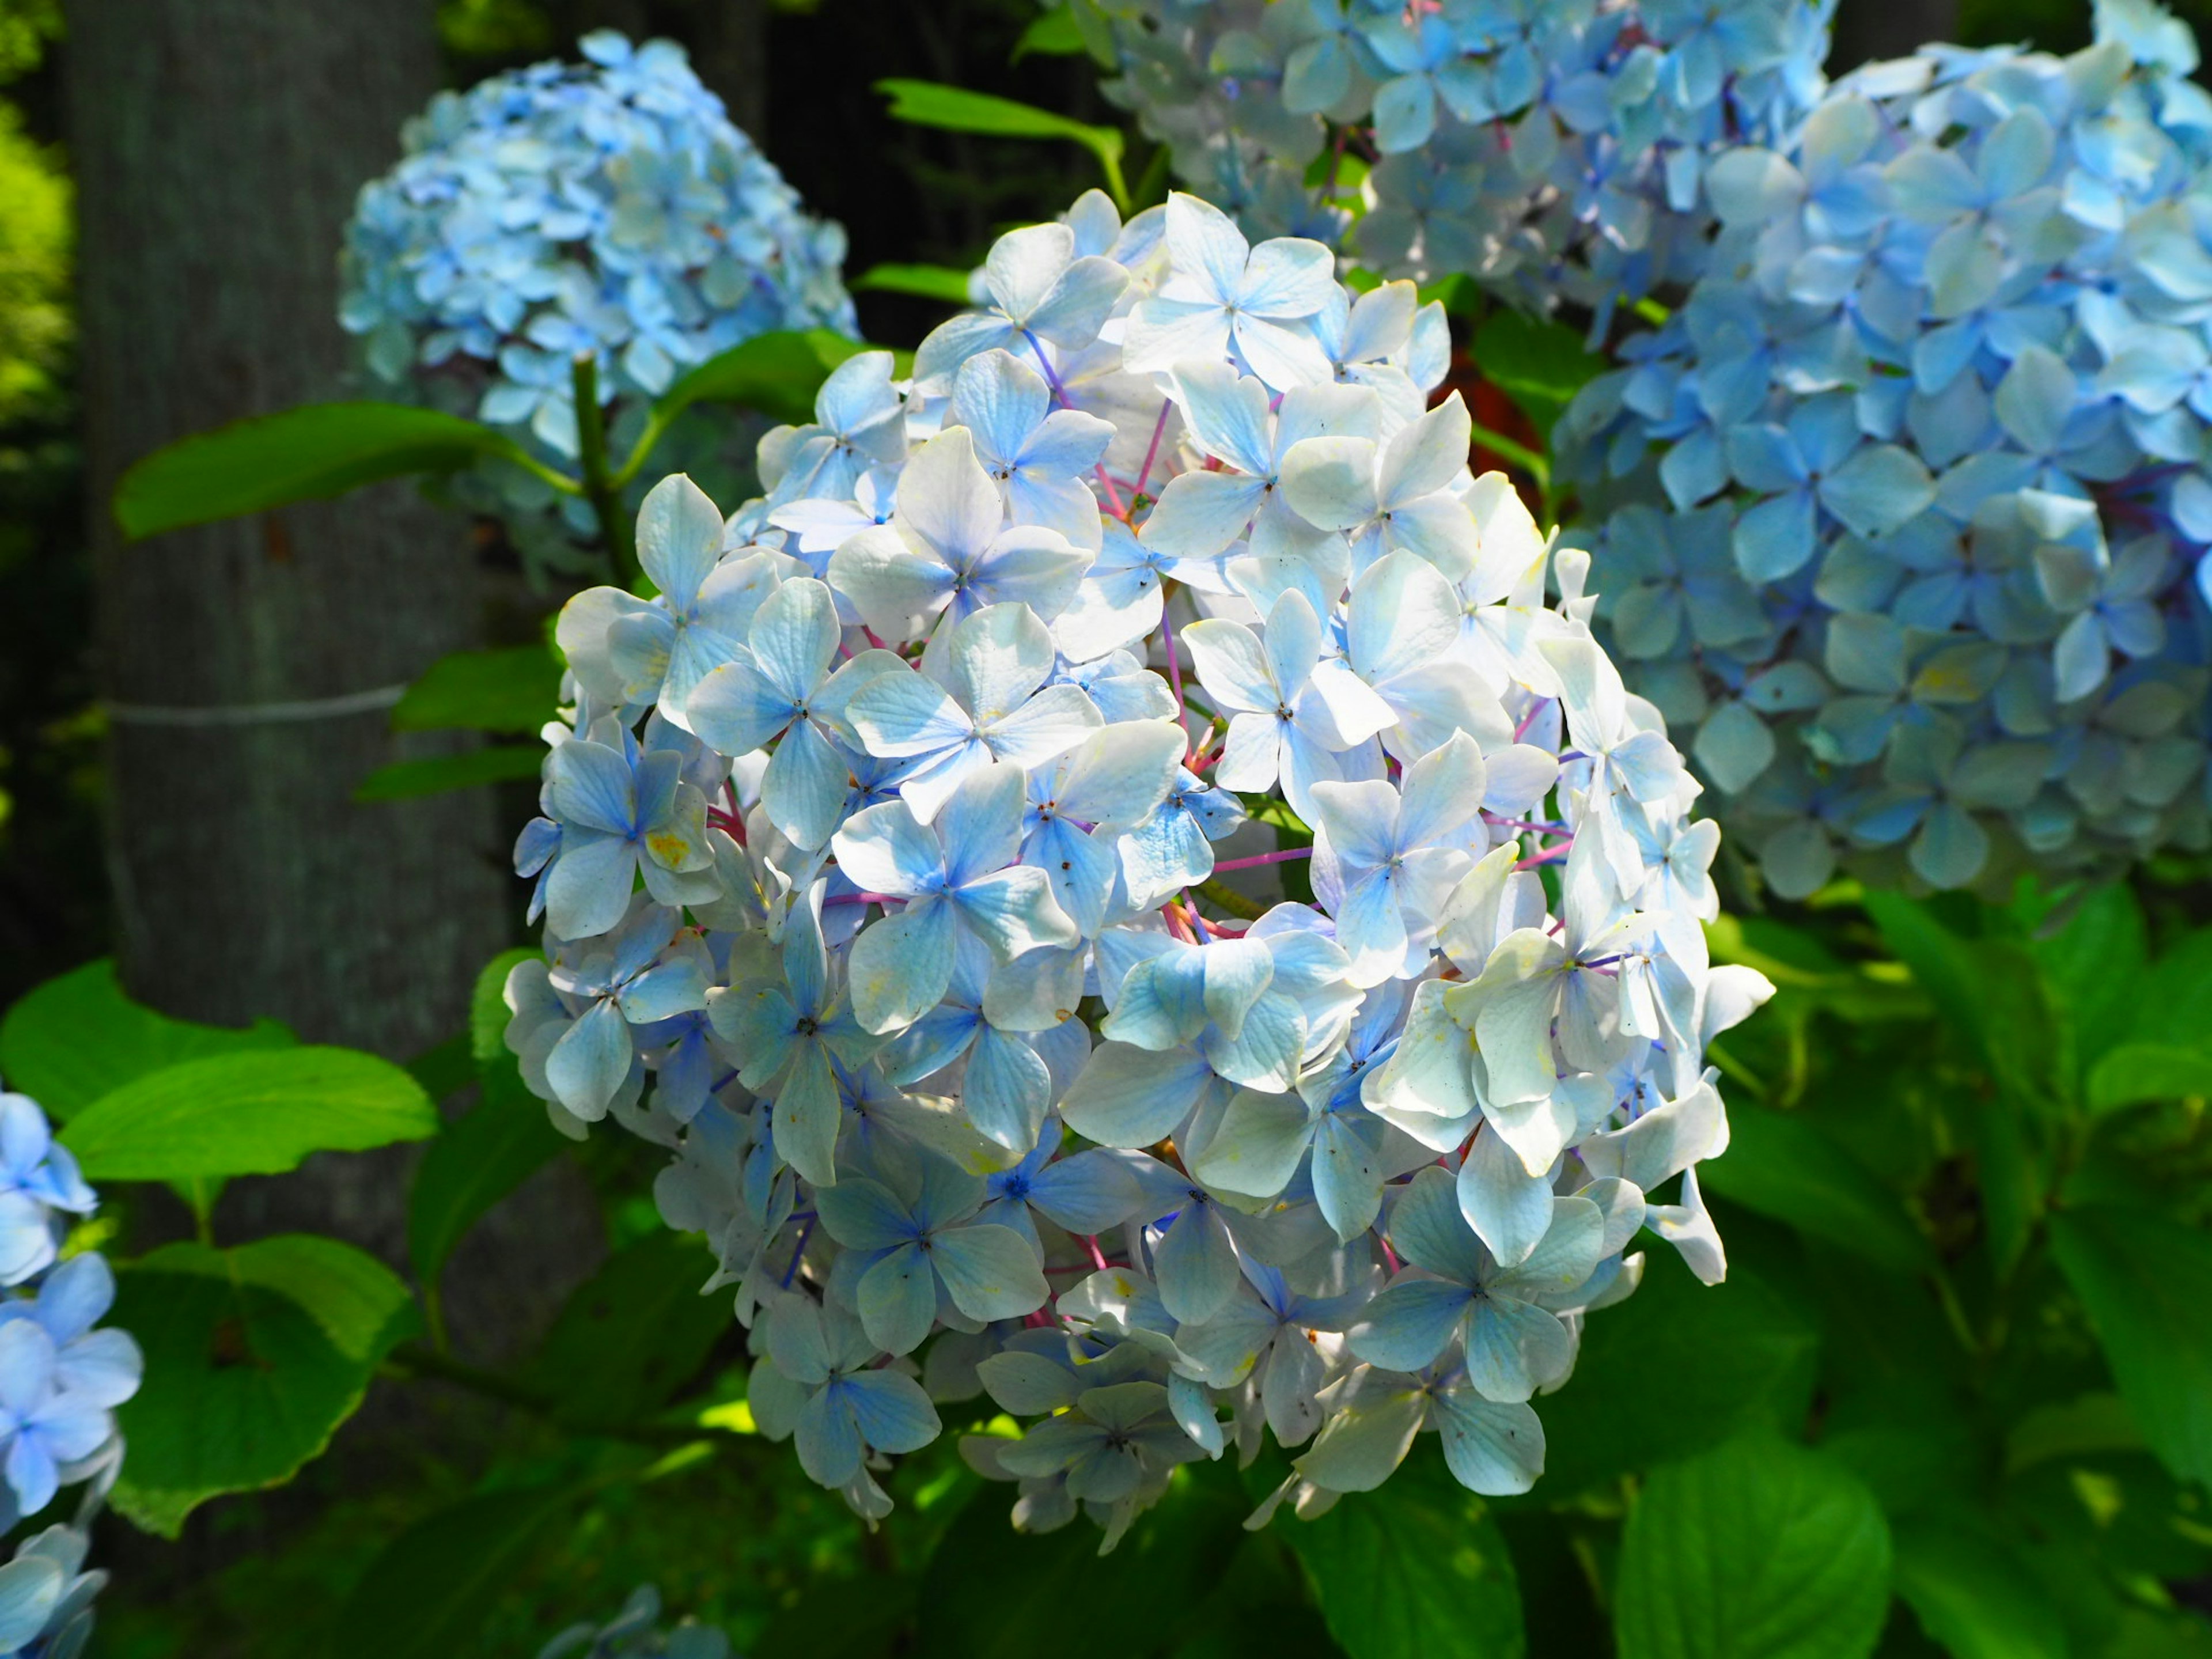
(0, 1088), (139, 1659)
(0, 1527), (107, 1659)
(339, 32), (855, 569)
(1559, 0), (2212, 894)
(537, 1586), (730, 1659)
(1069, 0), (1834, 318)
(504, 190), (1771, 1539)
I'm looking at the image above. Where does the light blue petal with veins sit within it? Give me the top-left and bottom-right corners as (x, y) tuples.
(1153, 1200), (1240, 1324)
(1195, 1088), (1313, 1197)
(842, 1368), (942, 1455)
(1349, 1278), (1471, 1370)
(1030, 1149), (1143, 1233)
(1388, 1165), (1486, 1283)
(830, 800), (944, 897)
(1464, 1295), (1571, 1404)
(1059, 1042), (1213, 1146)
(1434, 1387), (1544, 1494)
(963, 1024), (1052, 1150)
(815, 1174), (916, 1253)
(847, 669), (974, 759)
(847, 900), (958, 1035)
(858, 1243), (938, 1355)
(546, 998), (632, 1119)
(932, 1222), (1050, 1321)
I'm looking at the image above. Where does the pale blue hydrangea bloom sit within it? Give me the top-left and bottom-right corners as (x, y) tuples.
(1069, 0), (1833, 317)
(1562, 0), (2212, 893)
(339, 32), (854, 572)
(0, 1089), (139, 1659)
(505, 191), (1768, 1544)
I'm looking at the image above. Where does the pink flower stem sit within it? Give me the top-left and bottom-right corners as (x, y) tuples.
(1161, 599), (1187, 726)
(1211, 847), (1313, 872)
(1093, 464), (1131, 521)
(1483, 815), (1565, 836)
(1512, 697), (1551, 741)
(1183, 893), (1219, 938)
(1134, 399), (1172, 500)
(1082, 1234), (1111, 1271)
(823, 891), (907, 908)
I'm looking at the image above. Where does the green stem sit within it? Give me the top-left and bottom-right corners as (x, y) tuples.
(571, 353), (639, 588)
(497, 441), (586, 498)
(422, 1282), (449, 1357)
(1087, 135), (1132, 214)
(1132, 141), (1172, 208)
(1927, 1264), (1984, 1360)
(611, 408), (676, 491)
(1704, 1037), (1768, 1102)
(1469, 419), (1551, 487)
(1199, 878), (1267, 922)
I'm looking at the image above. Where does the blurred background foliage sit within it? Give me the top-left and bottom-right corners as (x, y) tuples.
(5, 0), (2212, 1654)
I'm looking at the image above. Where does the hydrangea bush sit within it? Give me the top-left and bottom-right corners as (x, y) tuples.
(0, 1088), (140, 1659)
(503, 188), (1771, 1541)
(1069, 0), (1834, 320)
(1560, 0), (2212, 893)
(339, 31), (855, 571)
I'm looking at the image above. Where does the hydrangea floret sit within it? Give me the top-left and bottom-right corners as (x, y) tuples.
(1066, 0), (1834, 319)
(505, 188), (1771, 1543)
(0, 1086), (141, 1659)
(1560, 0), (2212, 893)
(339, 32), (855, 569)
(536, 1585), (730, 1659)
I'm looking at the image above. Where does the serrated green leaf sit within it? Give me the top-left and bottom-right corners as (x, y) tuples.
(1472, 310), (1604, 436)
(2129, 929), (2212, 1055)
(408, 1063), (562, 1290)
(0, 958), (294, 1120)
(332, 1484), (577, 1659)
(1698, 1103), (1931, 1274)
(1282, 1450), (1523, 1659)
(60, 1047), (438, 1180)
(112, 1234), (417, 1535)
(649, 327), (872, 429)
(1616, 1431), (1891, 1659)
(391, 645), (560, 734)
(1891, 1517), (2066, 1659)
(354, 744), (544, 802)
(912, 1460), (1245, 1659)
(525, 1230), (731, 1428)
(1863, 892), (2059, 1107)
(2028, 882), (2148, 1076)
(404, 1032), (474, 1104)
(114, 401), (542, 541)
(851, 262), (976, 303)
(1535, 1246), (1819, 1492)
(2051, 1206), (2212, 1490)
